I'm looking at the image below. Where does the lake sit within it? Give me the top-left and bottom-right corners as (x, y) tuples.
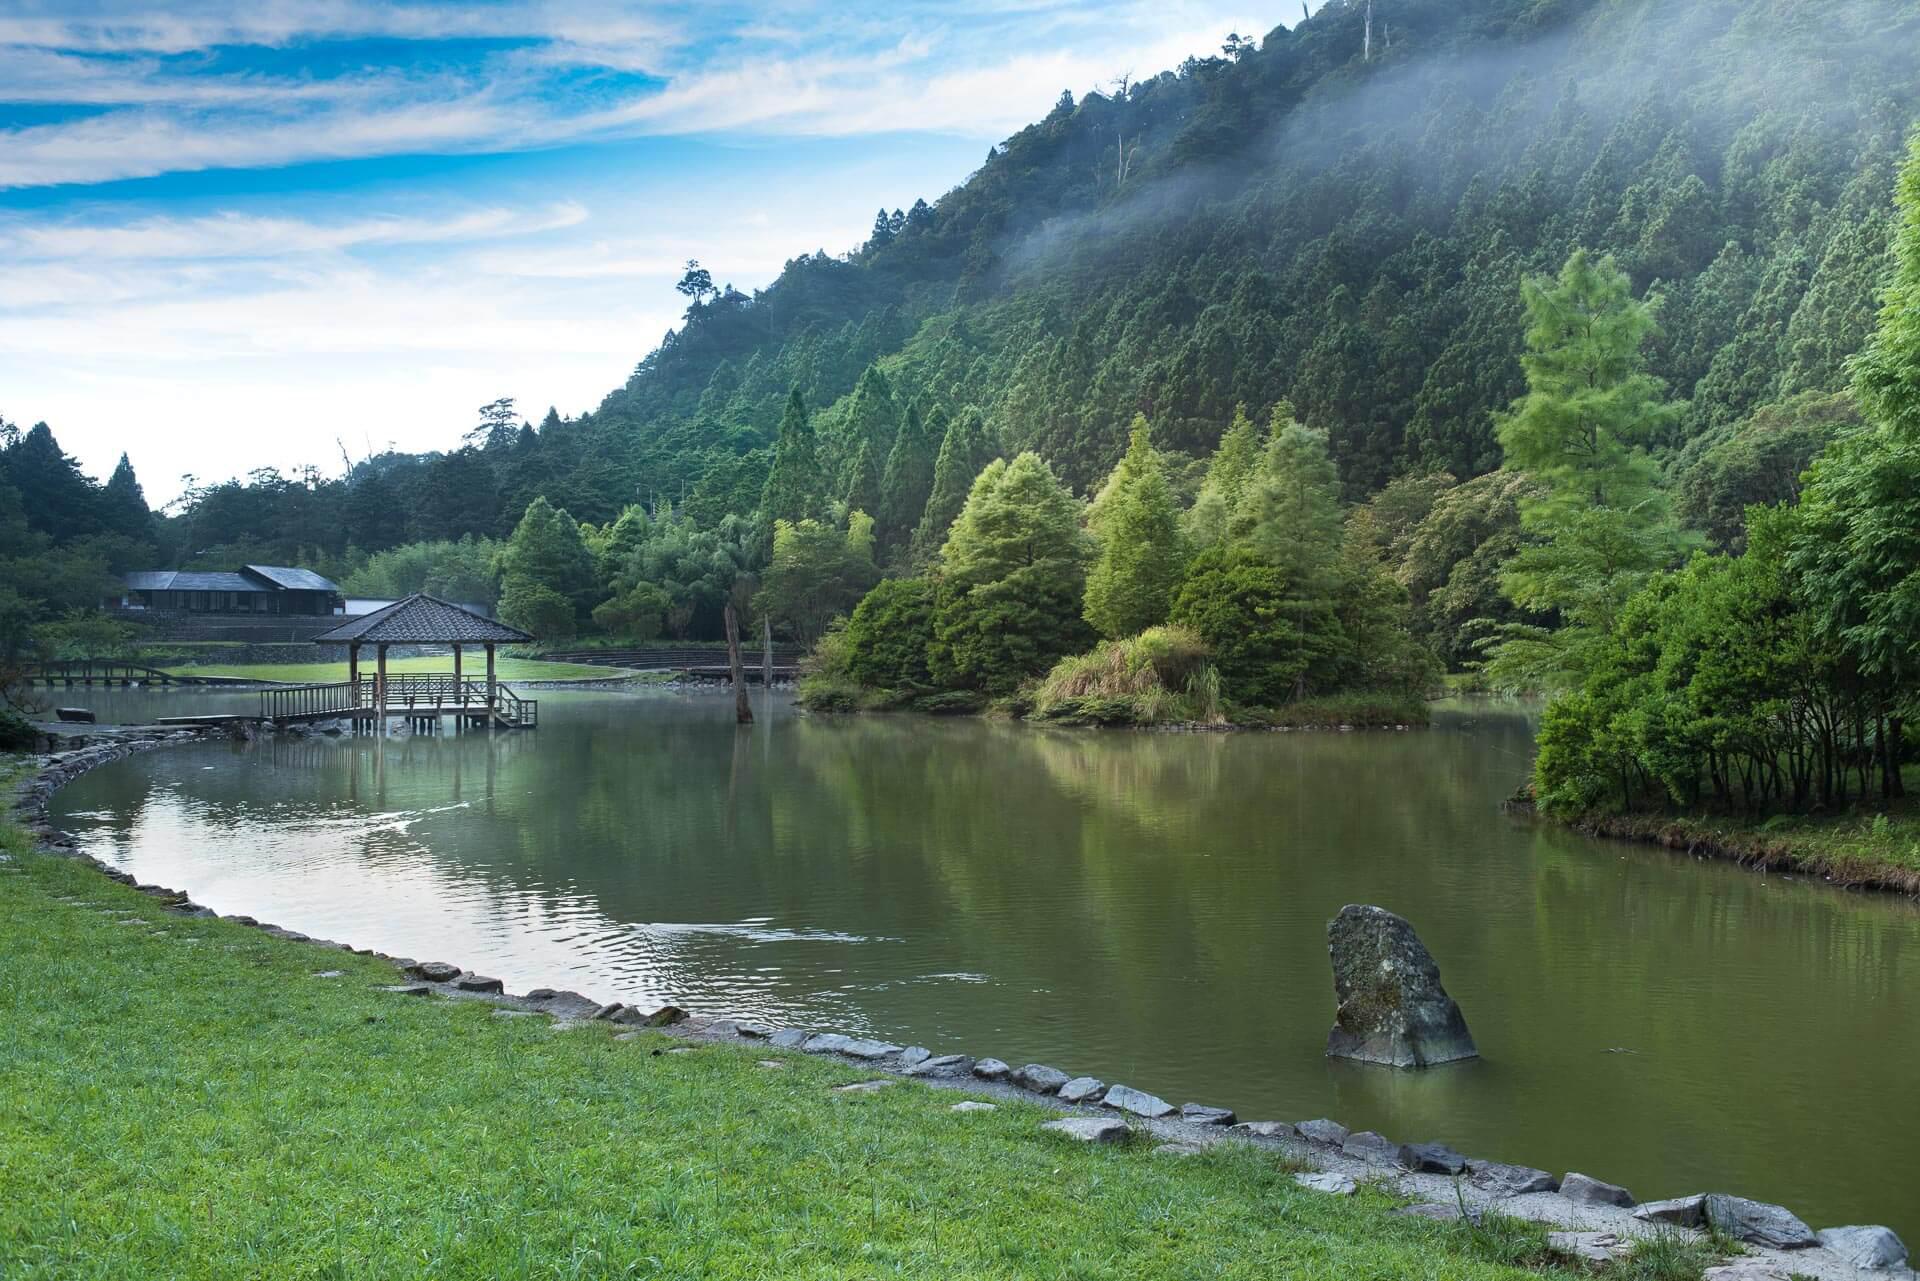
(46, 688), (1920, 1238)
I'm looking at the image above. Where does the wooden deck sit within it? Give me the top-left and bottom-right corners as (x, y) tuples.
(155, 674), (537, 730)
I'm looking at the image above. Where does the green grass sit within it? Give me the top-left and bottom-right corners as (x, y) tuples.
(158, 656), (641, 683)
(0, 763), (1584, 1280)
(1570, 803), (1920, 895)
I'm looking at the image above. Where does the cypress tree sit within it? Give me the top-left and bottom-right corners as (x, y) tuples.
(1084, 417), (1186, 638)
(878, 401), (940, 550)
(910, 409), (996, 565)
(759, 389), (825, 551)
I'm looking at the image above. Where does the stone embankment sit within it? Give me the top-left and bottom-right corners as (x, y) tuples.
(9, 730), (1913, 1281)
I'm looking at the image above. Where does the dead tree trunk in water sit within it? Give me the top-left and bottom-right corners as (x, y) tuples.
(761, 616), (773, 690)
(725, 603), (752, 725)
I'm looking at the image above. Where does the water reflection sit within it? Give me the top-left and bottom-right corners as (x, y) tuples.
(48, 690), (1920, 1237)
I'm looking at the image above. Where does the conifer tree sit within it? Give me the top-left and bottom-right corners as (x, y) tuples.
(878, 401), (940, 550)
(102, 453), (153, 547)
(929, 452), (1094, 691)
(910, 409), (996, 565)
(1486, 250), (1686, 689)
(1184, 403), (1262, 549)
(1083, 416), (1186, 638)
(758, 388), (825, 551)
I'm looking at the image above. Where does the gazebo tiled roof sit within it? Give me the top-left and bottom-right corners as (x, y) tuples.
(309, 593), (532, 645)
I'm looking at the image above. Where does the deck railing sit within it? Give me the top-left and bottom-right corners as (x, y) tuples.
(258, 674), (536, 727)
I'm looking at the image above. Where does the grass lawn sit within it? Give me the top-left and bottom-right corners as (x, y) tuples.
(0, 759), (1609, 1281)
(158, 656), (641, 683)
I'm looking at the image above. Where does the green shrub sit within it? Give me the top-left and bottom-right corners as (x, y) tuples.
(0, 705), (38, 751)
(842, 577), (936, 690)
(928, 568), (1094, 694)
(1169, 547), (1325, 705)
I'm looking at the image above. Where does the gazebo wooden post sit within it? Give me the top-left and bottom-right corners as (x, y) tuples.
(348, 642), (362, 732)
(485, 642), (496, 721)
(376, 643), (389, 730)
(453, 643), (463, 704)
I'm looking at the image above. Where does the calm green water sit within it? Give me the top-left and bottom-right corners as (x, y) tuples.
(48, 689), (1920, 1238)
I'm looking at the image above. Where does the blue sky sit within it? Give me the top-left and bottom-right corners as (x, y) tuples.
(0, 1), (1282, 505)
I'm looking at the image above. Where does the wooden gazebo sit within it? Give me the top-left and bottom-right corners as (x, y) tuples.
(303, 594), (538, 729)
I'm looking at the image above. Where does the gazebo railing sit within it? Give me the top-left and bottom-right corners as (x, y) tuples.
(260, 674), (535, 726)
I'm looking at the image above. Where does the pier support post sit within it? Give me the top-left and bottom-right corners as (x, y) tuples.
(376, 643), (389, 732)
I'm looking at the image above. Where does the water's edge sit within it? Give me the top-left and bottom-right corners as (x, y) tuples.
(7, 727), (1900, 1279)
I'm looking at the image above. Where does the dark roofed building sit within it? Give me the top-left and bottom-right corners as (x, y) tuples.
(121, 565), (342, 616)
(310, 594), (529, 646)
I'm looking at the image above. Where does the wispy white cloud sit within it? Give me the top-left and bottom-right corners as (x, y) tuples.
(3, 203), (587, 260)
(0, 1), (1265, 188)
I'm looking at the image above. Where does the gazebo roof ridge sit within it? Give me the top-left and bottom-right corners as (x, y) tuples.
(308, 593), (532, 646)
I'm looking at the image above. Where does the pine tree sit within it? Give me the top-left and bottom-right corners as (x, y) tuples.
(496, 495), (598, 640)
(910, 409), (996, 565)
(758, 388), (825, 552)
(1184, 403), (1262, 548)
(102, 453), (153, 547)
(1083, 417), (1186, 638)
(1487, 250), (1687, 689)
(878, 401), (940, 550)
(1, 423), (102, 544)
(929, 452), (1094, 692)
(1242, 416), (1345, 589)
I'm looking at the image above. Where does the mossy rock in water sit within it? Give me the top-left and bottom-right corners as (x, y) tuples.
(1325, 904), (1477, 1069)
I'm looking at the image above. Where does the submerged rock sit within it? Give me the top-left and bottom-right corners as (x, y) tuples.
(1325, 904), (1477, 1068)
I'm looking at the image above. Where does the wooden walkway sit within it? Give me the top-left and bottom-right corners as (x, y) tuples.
(155, 674), (538, 730)
(26, 659), (261, 687)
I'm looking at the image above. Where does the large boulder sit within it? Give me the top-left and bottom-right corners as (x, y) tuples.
(1325, 905), (1477, 1068)
(1704, 1195), (1817, 1250)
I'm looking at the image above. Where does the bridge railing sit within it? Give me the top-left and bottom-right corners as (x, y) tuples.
(260, 681), (358, 721)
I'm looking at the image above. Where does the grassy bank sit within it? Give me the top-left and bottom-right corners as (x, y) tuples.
(1552, 805), (1920, 897)
(157, 656), (640, 683)
(0, 762), (1612, 1281)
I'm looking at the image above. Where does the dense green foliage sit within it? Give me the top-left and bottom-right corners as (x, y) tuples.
(1537, 130), (1920, 818)
(1083, 419), (1187, 639)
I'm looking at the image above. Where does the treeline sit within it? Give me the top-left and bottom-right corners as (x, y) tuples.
(1533, 132), (1920, 818)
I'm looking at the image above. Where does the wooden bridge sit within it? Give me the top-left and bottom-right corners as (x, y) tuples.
(25, 659), (261, 687)
(155, 674), (537, 730)
(537, 645), (804, 681)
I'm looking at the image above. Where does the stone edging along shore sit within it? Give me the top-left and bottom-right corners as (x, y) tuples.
(8, 729), (1912, 1281)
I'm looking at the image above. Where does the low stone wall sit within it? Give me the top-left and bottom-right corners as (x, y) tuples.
(8, 732), (1910, 1281)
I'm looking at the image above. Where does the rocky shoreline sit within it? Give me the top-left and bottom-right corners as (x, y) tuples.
(8, 729), (1912, 1281)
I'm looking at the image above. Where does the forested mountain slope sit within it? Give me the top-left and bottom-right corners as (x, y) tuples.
(14, 0), (1920, 571)
(546, 0), (1920, 523)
